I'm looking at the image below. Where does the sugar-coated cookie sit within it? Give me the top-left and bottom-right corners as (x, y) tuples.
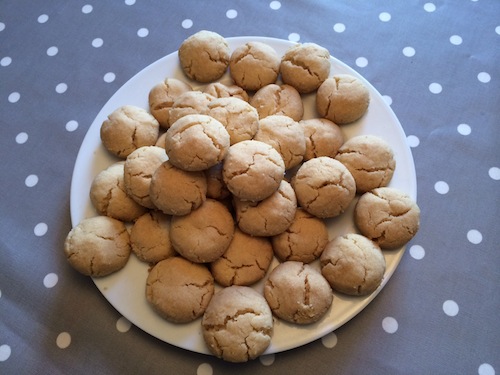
(168, 91), (214, 127)
(148, 78), (193, 129)
(300, 118), (344, 161)
(250, 84), (304, 121)
(204, 82), (249, 102)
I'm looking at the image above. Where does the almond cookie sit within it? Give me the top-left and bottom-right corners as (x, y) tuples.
(292, 156), (356, 218)
(170, 199), (235, 263)
(178, 30), (230, 83)
(249, 84), (304, 121)
(204, 162), (231, 200)
(229, 41), (280, 91)
(148, 78), (193, 129)
(354, 187), (420, 249)
(165, 114), (230, 171)
(222, 140), (285, 202)
(264, 261), (333, 325)
(100, 105), (160, 158)
(204, 82), (249, 102)
(335, 135), (395, 194)
(272, 208), (329, 263)
(316, 74), (370, 124)
(168, 91), (214, 127)
(202, 285), (273, 362)
(89, 161), (147, 222)
(64, 216), (130, 277)
(210, 228), (273, 287)
(149, 161), (207, 216)
(300, 118), (344, 161)
(280, 42), (331, 93)
(320, 233), (386, 296)
(146, 257), (214, 323)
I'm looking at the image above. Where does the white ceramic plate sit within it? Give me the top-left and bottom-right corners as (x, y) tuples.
(70, 36), (417, 355)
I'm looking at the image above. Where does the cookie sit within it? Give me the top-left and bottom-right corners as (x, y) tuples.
(202, 285), (273, 362)
(300, 118), (344, 161)
(292, 156), (356, 218)
(272, 208), (329, 263)
(264, 261), (333, 325)
(280, 42), (331, 93)
(316, 74), (370, 124)
(210, 228), (273, 287)
(335, 135), (395, 194)
(64, 216), (131, 277)
(148, 78), (193, 129)
(204, 162), (231, 200)
(354, 187), (420, 249)
(170, 199), (235, 263)
(168, 91), (214, 127)
(100, 105), (160, 158)
(146, 257), (214, 323)
(320, 233), (386, 296)
(249, 84), (304, 121)
(204, 82), (249, 102)
(165, 114), (230, 171)
(178, 30), (230, 83)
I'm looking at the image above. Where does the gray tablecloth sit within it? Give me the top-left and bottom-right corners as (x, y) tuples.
(1, 1), (498, 374)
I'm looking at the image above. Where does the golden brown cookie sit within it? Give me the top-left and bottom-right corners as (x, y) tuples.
(203, 82), (249, 102)
(249, 84), (304, 121)
(204, 162), (231, 200)
(168, 91), (214, 127)
(148, 78), (193, 129)
(300, 118), (344, 161)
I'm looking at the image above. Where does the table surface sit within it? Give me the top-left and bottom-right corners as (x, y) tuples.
(1, 1), (499, 374)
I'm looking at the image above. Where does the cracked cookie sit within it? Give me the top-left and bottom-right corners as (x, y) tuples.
(300, 118), (344, 161)
(249, 83), (304, 121)
(148, 78), (193, 129)
(203, 82), (249, 102)
(168, 91), (214, 127)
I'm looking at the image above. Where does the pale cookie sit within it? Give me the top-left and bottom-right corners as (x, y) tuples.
(149, 161), (207, 216)
(316, 74), (370, 124)
(202, 285), (273, 362)
(335, 135), (395, 194)
(210, 228), (273, 287)
(146, 257), (214, 323)
(292, 156), (356, 218)
(280, 42), (331, 93)
(100, 105), (160, 158)
(207, 97), (259, 145)
(254, 114), (306, 170)
(170, 199), (235, 263)
(272, 208), (329, 263)
(229, 41), (280, 91)
(130, 211), (176, 264)
(222, 140), (285, 202)
(300, 118), (344, 161)
(64, 216), (130, 277)
(123, 146), (168, 209)
(354, 187), (420, 249)
(165, 114), (230, 171)
(320, 233), (386, 296)
(178, 30), (230, 83)
(204, 82), (249, 102)
(204, 162), (231, 200)
(168, 91), (214, 127)
(264, 261), (333, 325)
(89, 161), (147, 222)
(249, 84), (304, 121)
(148, 78), (193, 129)
(234, 180), (297, 237)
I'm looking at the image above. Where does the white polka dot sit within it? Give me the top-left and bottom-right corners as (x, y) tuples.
(125, 0), (136, 5)
(424, 2), (436, 12)
(43, 273), (58, 288)
(478, 363), (495, 375)
(457, 123), (471, 135)
(450, 35), (463, 45)
(429, 82), (442, 94)
(8, 92), (20, 103)
(38, 14), (49, 24)
(182, 19), (193, 29)
(477, 72), (491, 83)
(226, 9), (238, 19)
(81, 4), (93, 14)
(0, 344), (11, 362)
(467, 229), (482, 244)
(0, 22), (5, 32)
(103, 72), (116, 83)
(260, 354), (275, 366)
(1, 56), (12, 66)
(269, 1), (281, 10)
(355, 57), (368, 68)
(288, 33), (300, 42)
(443, 300), (459, 317)
(46, 46), (58, 57)
(25, 174), (39, 187)
(197, 363), (213, 375)
(496, 26), (500, 35)
(65, 120), (79, 132)
(56, 83), (68, 94)
(379, 12), (391, 22)
(137, 28), (149, 37)
(321, 332), (338, 348)
(402, 46), (415, 57)
(409, 245), (425, 260)
(406, 135), (420, 148)
(434, 181), (449, 194)
(333, 23), (346, 33)
(382, 317), (398, 334)
(488, 167), (500, 180)
(382, 95), (392, 106)
(16, 132), (28, 144)
(56, 332), (71, 349)
(34, 222), (48, 237)
(92, 38), (103, 48)
(116, 317), (132, 332)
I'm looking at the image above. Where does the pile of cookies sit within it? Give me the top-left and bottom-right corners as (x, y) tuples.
(64, 30), (420, 362)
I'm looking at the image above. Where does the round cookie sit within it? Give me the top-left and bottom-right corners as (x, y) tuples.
(204, 162), (231, 200)
(64, 216), (131, 277)
(354, 187), (420, 249)
(123, 146), (168, 209)
(148, 78), (193, 129)
(168, 91), (214, 127)
(316, 74), (370, 124)
(146, 257), (214, 323)
(254, 114), (306, 170)
(292, 156), (356, 218)
(249, 84), (304, 121)
(202, 285), (273, 362)
(280, 42), (331, 93)
(89, 161), (147, 222)
(149, 161), (207, 216)
(272, 208), (329, 263)
(229, 41), (280, 91)
(222, 140), (285, 202)
(130, 211), (176, 264)
(264, 261), (333, 325)
(300, 118), (344, 160)
(210, 228), (273, 287)
(170, 199), (235, 263)
(234, 180), (297, 237)
(320, 233), (386, 296)
(100, 105), (160, 158)
(165, 114), (230, 171)
(178, 30), (230, 83)
(335, 135), (395, 194)
(204, 82), (249, 102)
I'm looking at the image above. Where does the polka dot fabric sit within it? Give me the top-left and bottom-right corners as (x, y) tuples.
(0, 1), (498, 374)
